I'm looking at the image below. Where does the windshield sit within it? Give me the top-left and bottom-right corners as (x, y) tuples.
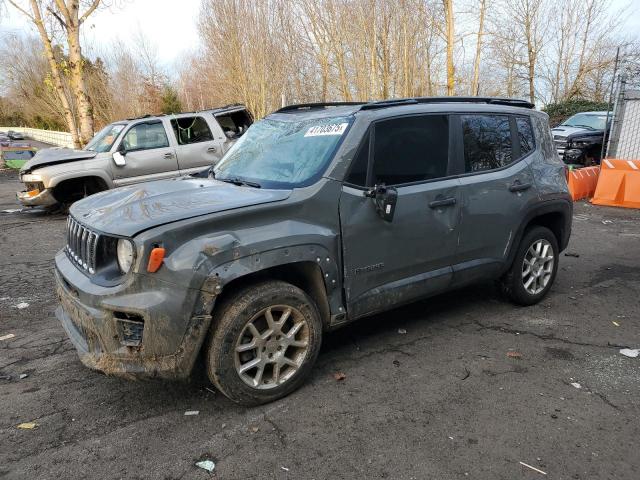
(84, 123), (126, 152)
(213, 116), (352, 188)
(562, 113), (609, 130)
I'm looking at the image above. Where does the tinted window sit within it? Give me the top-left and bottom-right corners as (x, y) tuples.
(171, 116), (213, 145)
(462, 115), (512, 172)
(372, 115), (449, 185)
(516, 116), (535, 156)
(345, 133), (370, 186)
(122, 122), (169, 151)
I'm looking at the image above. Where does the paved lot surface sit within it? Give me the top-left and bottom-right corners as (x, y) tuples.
(1, 170), (639, 479)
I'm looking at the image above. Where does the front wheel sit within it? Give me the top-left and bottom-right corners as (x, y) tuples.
(502, 226), (559, 306)
(206, 280), (323, 406)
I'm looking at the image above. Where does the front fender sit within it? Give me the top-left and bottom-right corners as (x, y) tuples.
(47, 169), (114, 189)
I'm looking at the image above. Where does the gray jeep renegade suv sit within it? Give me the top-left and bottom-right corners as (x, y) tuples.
(55, 97), (572, 405)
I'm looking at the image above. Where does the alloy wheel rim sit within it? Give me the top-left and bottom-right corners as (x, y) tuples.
(522, 239), (554, 295)
(234, 305), (310, 390)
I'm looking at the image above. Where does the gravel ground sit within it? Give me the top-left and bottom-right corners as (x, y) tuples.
(1, 169), (639, 480)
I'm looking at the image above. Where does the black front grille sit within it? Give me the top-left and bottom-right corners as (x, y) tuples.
(66, 216), (101, 274)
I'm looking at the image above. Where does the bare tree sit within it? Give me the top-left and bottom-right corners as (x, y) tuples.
(6, 0), (104, 146)
(471, 0), (487, 95)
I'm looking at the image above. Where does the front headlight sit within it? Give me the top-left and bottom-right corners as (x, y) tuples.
(116, 239), (135, 274)
(21, 174), (42, 182)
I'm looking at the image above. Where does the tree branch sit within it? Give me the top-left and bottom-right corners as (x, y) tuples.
(7, 0), (35, 21)
(47, 6), (68, 29)
(79, 0), (101, 24)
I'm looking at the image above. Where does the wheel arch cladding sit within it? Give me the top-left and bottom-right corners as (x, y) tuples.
(503, 199), (572, 273)
(191, 243), (341, 330)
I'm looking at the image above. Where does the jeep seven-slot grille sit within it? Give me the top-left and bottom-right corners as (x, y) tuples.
(66, 216), (100, 274)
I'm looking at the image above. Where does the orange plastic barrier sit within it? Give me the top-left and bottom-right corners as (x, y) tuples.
(567, 166), (600, 201)
(592, 159), (640, 209)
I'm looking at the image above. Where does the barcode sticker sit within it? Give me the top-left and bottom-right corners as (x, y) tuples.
(305, 123), (348, 137)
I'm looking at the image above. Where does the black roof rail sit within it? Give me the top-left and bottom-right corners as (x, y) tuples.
(412, 96), (535, 109)
(359, 98), (419, 110)
(360, 96), (535, 111)
(275, 102), (365, 113)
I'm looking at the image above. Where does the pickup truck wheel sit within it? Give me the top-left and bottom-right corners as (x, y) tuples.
(502, 226), (559, 306)
(206, 280), (322, 406)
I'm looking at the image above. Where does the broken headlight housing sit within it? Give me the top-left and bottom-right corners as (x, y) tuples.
(116, 239), (135, 274)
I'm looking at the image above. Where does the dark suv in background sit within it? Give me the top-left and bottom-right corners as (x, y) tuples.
(552, 111), (611, 166)
(54, 97), (572, 405)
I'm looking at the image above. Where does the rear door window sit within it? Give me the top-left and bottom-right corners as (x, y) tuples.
(461, 115), (513, 172)
(171, 116), (214, 145)
(371, 115), (449, 185)
(516, 116), (535, 157)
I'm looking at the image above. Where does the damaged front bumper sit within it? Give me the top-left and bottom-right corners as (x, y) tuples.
(54, 250), (213, 380)
(16, 187), (57, 207)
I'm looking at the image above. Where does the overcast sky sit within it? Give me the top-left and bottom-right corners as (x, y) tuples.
(1, 0), (639, 72)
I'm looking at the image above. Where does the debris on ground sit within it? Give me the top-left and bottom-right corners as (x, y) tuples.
(195, 460), (215, 472)
(281, 466), (290, 472)
(0, 333), (15, 341)
(571, 382), (582, 389)
(612, 321), (620, 327)
(602, 220), (613, 225)
(0, 375), (11, 380)
(184, 410), (199, 416)
(398, 328), (407, 334)
(333, 372), (346, 381)
(507, 351), (522, 359)
(619, 348), (639, 358)
(14, 302), (29, 309)
(564, 252), (580, 258)
(519, 461), (547, 475)
(19, 373), (28, 379)
(249, 426), (259, 433)
(17, 422), (37, 429)
(1, 208), (21, 213)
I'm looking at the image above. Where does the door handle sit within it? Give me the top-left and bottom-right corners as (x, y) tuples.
(163, 152), (174, 159)
(429, 197), (457, 208)
(207, 147), (217, 153)
(509, 181), (532, 192)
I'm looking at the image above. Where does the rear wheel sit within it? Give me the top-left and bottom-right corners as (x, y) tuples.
(502, 226), (559, 306)
(206, 280), (322, 405)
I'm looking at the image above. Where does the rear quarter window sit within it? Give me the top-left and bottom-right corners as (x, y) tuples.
(461, 114), (512, 173)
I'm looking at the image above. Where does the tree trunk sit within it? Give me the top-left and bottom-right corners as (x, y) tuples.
(443, 0), (455, 96)
(471, 0), (486, 96)
(67, 26), (94, 145)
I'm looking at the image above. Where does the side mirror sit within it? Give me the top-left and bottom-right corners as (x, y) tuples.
(364, 184), (397, 222)
(112, 151), (126, 166)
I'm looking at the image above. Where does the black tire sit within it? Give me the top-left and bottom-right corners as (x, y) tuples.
(501, 226), (559, 306)
(206, 280), (322, 406)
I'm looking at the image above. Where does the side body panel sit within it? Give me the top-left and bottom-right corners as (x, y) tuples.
(172, 115), (227, 174)
(111, 119), (180, 186)
(339, 182), (460, 319)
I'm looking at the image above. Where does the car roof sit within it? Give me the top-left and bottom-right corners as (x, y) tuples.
(269, 97), (537, 121)
(123, 104), (248, 123)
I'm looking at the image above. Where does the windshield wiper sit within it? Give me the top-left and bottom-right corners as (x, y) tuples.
(566, 124), (595, 130)
(217, 176), (262, 188)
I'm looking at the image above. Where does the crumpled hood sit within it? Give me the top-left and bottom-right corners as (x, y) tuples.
(551, 125), (603, 140)
(70, 177), (292, 237)
(20, 147), (97, 173)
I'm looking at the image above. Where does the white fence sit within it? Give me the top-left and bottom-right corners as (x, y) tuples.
(0, 126), (74, 148)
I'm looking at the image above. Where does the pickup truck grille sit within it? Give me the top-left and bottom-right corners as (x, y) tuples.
(553, 135), (568, 158)
(66, 216), (100, 274)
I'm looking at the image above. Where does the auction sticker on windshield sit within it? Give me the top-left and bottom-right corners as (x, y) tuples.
(305, 123), (349, 137)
